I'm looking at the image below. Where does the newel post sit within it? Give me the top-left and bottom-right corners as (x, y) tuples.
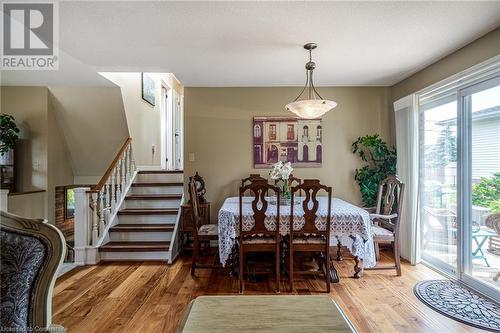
(74, 187), (99, 265)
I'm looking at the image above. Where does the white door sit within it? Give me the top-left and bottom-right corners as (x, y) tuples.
(173, 91), (183, 170)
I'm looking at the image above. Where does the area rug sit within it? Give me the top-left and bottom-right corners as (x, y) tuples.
(414, 280), (500, 332)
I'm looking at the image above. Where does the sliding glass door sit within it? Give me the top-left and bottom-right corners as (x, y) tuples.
(461, 78), (500, 297)
(419, 74), (500, 302)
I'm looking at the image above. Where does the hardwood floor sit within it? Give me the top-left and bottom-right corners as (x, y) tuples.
(53, 249), (485, 333)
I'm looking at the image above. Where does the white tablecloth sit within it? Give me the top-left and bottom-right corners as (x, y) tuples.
(217, 196), (376, 268)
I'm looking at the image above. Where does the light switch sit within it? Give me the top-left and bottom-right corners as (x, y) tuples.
(188, 153), (195, 162)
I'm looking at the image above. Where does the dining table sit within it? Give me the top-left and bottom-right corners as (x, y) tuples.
(217, 196), (376, 280)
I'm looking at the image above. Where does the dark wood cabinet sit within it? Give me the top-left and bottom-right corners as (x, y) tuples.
(180, 202), (210, 252)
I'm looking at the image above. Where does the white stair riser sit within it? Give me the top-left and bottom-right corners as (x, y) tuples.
(131, 186), (183, 195)
(124, 199), (181, 209)
(100, 251), (170, 261)
(117, 214), (177, 224)
(109, 231), (172, 242)
(137, 173), (183, 183)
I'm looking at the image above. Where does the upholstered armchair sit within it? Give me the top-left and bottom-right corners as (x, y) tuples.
(0, 211), (66, 332)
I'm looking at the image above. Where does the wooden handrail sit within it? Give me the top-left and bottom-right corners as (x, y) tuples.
(89, 137), (132, 193)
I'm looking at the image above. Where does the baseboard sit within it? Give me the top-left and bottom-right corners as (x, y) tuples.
(57, 262), (81, 277)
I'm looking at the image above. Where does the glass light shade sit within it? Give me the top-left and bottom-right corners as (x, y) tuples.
(285, 99), (337, 119)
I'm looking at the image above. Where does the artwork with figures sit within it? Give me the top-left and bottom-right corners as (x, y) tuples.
(253, 116), (322, 168)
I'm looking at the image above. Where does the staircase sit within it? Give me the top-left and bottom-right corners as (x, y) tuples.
(99, 170), (183, 262)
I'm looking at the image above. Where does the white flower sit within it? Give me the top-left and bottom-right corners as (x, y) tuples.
(269, 161), (293, 180)
(281, 162), (293, 180)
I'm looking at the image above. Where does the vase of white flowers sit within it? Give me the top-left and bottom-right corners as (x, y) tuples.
(269, 161), (293, 205)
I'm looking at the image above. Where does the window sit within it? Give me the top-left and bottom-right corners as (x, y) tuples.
(269, 124), (276, 140)
(303, 125), (309, 138)
(65, 188), (75, 219)
(316, 125), (322, 140)
(287, 124), (294, 140)
(254, 124), (261, 138)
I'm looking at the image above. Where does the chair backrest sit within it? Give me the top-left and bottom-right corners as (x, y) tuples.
(290, 179), (332, 237)
(239, 180), (280, 238)
(241, 174), (265, 187)
(188, 179), (202, 237)
(0, 211), (66, 331)
(274, 174), (302, 189)
(375, 175), (405, 231)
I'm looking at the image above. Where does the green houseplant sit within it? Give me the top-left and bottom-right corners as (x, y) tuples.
(0, 113), (20, 155)
(352, 134), (397, 207)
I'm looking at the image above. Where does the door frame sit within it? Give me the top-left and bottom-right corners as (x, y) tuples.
(457, 75), (500, 301)
(160, 80), (175, 170)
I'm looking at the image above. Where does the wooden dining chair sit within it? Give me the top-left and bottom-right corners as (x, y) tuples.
(189, 179), (220, 276)
(241, 174), (265, 187)
(288, 179), (332, 293)
(365, 175), (405, 276)
(239, 180), (281, 293)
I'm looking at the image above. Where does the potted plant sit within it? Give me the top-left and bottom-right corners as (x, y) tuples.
(352, 134), (397, 207)
(269, 161), (293, 204)
(0, 114), (20, 190)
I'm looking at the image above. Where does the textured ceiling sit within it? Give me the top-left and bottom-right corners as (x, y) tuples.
(2, 1), (500, 87)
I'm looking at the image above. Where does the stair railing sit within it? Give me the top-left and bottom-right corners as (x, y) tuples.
(73, 138), (136, 264)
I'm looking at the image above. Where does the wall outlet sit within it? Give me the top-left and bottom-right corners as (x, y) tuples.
(188, 153), (195, 162)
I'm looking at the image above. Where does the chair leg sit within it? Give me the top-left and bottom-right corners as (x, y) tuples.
(393, 241), (401, 276)
(374, 241), (380, 260)
(239, 252), (244, 294)
(276, 250), (280, 293)
(191, 237), (199, 276)
(289, 250), (294, 293)
(325, 251), (331, 293)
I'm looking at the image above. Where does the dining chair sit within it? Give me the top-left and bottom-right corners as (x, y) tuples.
(241, 174), (265, 187)
(239, 180), (281, 293)
(365, 175), (405, 276)
(288, 179), (332, 293)
(189, 179), (220, 276)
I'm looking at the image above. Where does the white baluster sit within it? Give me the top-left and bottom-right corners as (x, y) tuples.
(123, 154), (129, 185)
(105, 181), (111, 220)
(120, 157), (126, 196)
(111, 168), (117, 212)
(91, 192), (99, 246)
(116, 163), (122, 200)
(131, 146), (136, 172)
(127, 145), (132, 180)
(99, 188), (105, 235)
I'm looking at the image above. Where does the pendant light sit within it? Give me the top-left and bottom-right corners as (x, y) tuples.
(285, 43), (337, 119)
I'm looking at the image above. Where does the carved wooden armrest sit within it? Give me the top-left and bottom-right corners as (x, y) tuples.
(369, 213), (398, 220)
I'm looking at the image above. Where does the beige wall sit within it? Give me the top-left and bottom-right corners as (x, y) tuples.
(1, 86), (74, 223)
(101, 72), (183, 167)
(1, 86), (49, 192)
(392, 27), (500, 101)
(8, 191), (47, 220)
(48, 86), (130, 179)
(47, 99), (74, 224)
(184, 87), (392, 222)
